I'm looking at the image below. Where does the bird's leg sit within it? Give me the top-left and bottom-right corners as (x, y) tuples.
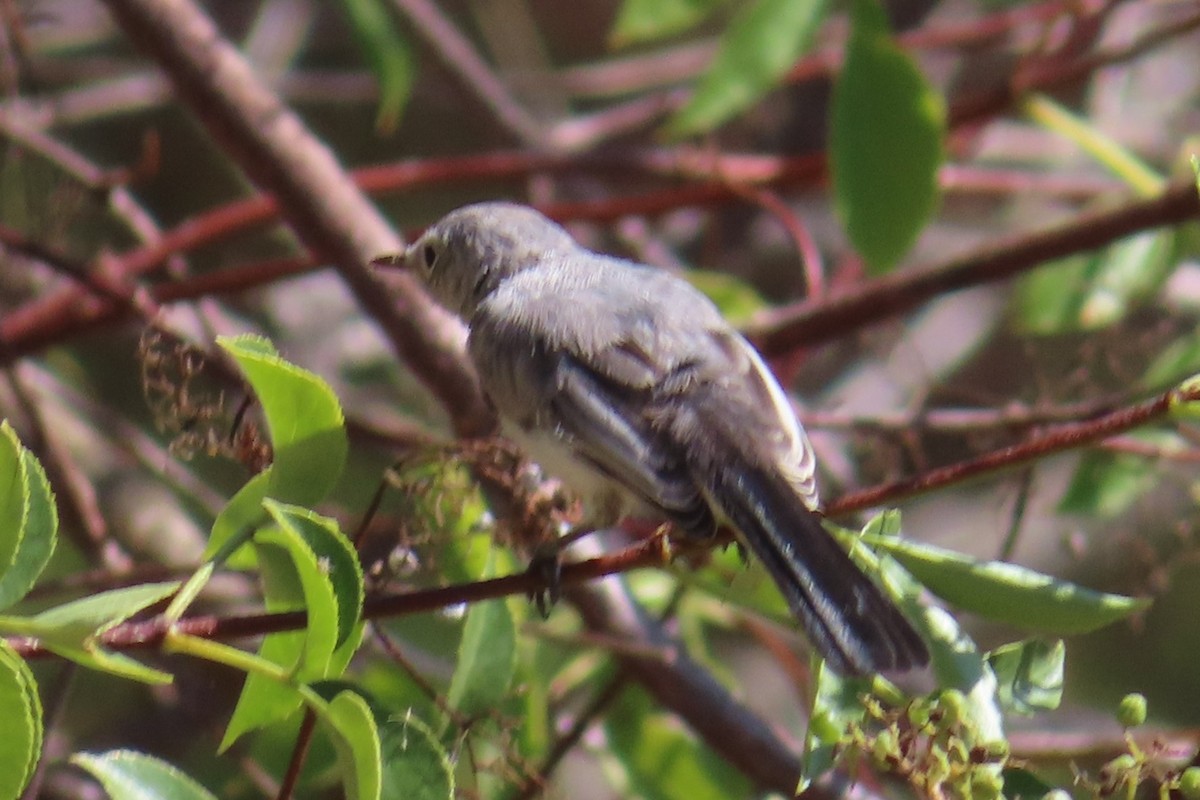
(524, 487), (628, 616)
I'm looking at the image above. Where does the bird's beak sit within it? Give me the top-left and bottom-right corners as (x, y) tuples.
(369, 250), (408, 271)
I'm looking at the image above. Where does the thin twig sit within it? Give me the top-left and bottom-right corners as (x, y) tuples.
(389, 0), (548, 148)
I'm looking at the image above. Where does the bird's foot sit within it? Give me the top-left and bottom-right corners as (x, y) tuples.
(526, 541), (563, 619)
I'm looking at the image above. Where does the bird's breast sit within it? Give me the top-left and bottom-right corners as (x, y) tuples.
(501, 419), (648, 528)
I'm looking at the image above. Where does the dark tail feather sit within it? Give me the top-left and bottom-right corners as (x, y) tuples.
(708, 464), (928, 675)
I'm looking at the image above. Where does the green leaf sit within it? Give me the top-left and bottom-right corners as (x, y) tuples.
(1140, 334), (1200, 392)
(380, 713), (454, 800)
(0, 639), (41, 800)
(25, 581), (180, 640)
(0, 422), (58, 610)
(854, 512), (1004, 743)
(220, 507), (344, 751)
(1024, 93), (1164, 198)
(340, 0), (415, 134)
(609, 0), (727, 47)
(686, 269), (769, 326)
(987, 639), (1064, 715)
(71, 750), (218, 800)
(0, 582), (181, 684)
(1013, 231), (1177, 334)
(1076, 231), (1176, 329)
(865, 535), (1150, 634)
(327, 690), (382, 800)
(800, 664), (872, 789)
(446, 598), (516, 719)
(667, 0), (828, 137)
(207, 335), (347, 558)
(265, 501), (363, 647)
(0, 423), (26, 580)
(207, 470), (272, 566)
(1057, 430), (1177, 518)
(1001, 767), (1057, 798)
(830, 0), (945, 272)
(1010, 252), (1093, 334)
(165, 562), (215, 623)
(1172, 372), (1200, 421)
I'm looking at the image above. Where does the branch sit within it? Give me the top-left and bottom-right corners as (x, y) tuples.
(748, 179), (1200, 357)
(13, 378), (1198, 660)
(96, 0), (493, 437)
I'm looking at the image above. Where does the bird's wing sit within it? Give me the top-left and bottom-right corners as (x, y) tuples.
(468, 264), (721, 535)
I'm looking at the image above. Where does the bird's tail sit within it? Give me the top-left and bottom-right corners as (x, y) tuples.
(707, 463), (928, 675)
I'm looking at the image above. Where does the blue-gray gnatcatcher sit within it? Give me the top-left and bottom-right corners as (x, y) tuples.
(374, 202), (928, 675)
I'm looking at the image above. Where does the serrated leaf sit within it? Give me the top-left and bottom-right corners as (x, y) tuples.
(71, 750), (218, 800)
(0, 423), (58, 610)
(667, 0), (828, 137)
(340, 0), (414, 134)
(610, 0), (727, 47)
(380, 713), (454, 800)
(218, 627), (306, 752)
(207, 335), (347, 558)
(1058, 431), (1176, 518)
(866, 534), (1150, 634)
(220, 508), (342, 750)
(327, 690), (382, 800)
(265, 501), (363, 647)
(0, 582), (180, 683)
(0, 639), (41, 800)
(0, 422), (26, 578)
(831, 0), (945, 272)
(987, 639), (1064, 715)
(446, 597), (516, 718)
(27, 581), (181, 640)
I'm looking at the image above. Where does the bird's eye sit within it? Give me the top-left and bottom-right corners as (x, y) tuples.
(422, 243), (439, 271)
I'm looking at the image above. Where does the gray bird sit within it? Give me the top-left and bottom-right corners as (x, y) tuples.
(375, 202), (928, 675)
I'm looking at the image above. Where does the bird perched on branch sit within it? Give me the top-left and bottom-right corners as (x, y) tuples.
(374, 202), (928, 675)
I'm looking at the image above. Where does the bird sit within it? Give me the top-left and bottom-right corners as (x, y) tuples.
(373, 201), (928, 675)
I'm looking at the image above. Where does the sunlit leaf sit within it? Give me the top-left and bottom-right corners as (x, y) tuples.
(0, 422), (58, 610)
(207, 335), (347, 558)
(865, 534), (1150, 634)
(71, 750), (218, 800)
(0, 640), (41, 800)
(327, 690), (382, 800)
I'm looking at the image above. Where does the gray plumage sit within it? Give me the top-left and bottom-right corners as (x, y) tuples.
(379, 201), (928, 675)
